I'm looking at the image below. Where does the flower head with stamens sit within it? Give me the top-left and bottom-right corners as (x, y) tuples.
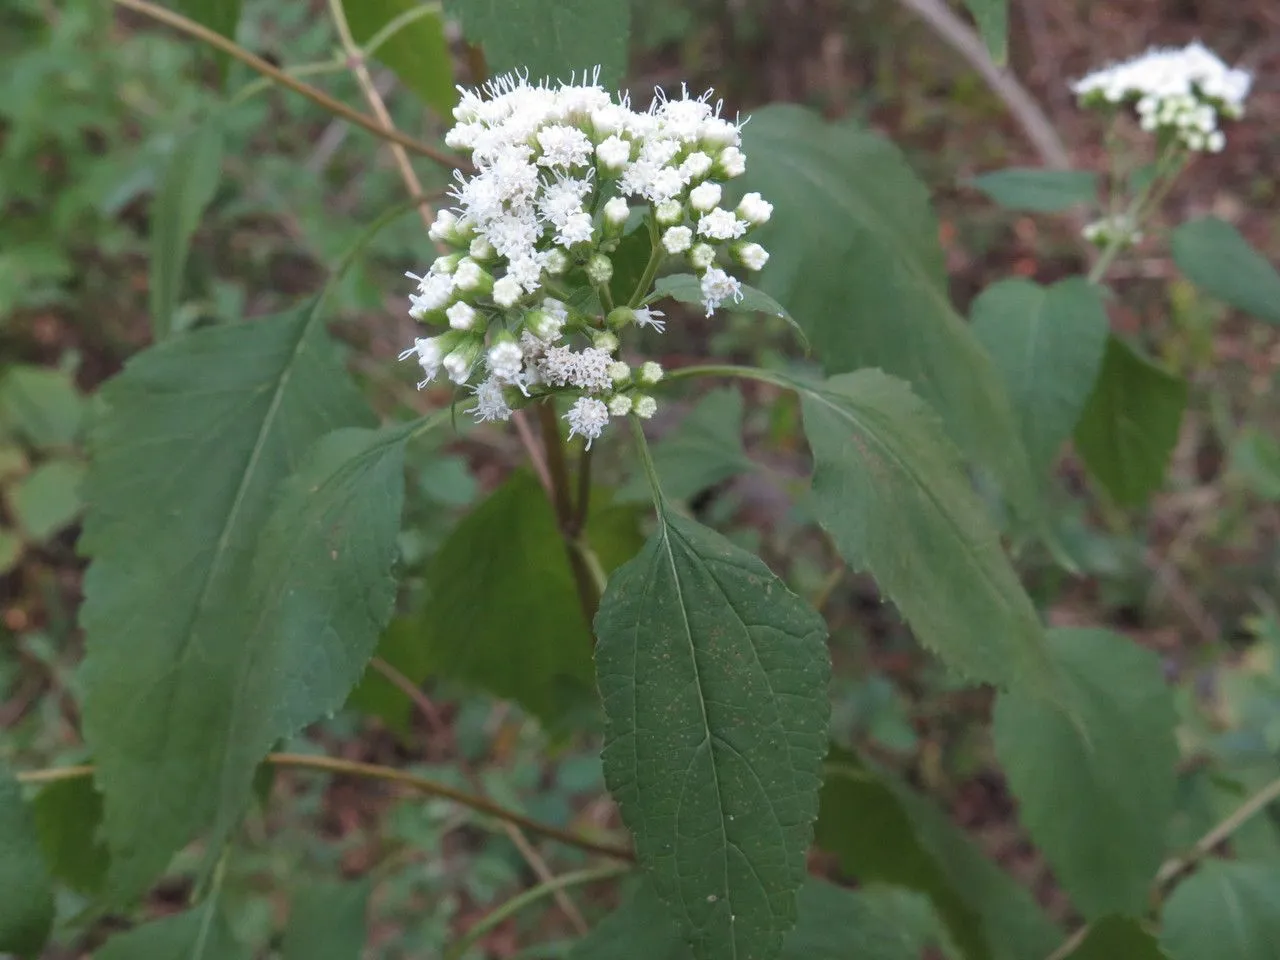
(399, 68), (774, 444)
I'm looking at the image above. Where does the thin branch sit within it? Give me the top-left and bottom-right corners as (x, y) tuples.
(325, 0), (435, 231)
(15, 756), (633, 862)
(1045, 773), (1280, 960)
(1155, 773), (1280, 887)
(444, 864), (631, 960)
(369, 656), (447, 733)
(267, 753), (633, 860)
(111, 0), (467, 170)
(536, 402), (602, 625)
(893, 0), (1070, 170)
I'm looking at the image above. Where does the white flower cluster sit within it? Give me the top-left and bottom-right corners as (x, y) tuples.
(1072, 41), (1251, 152)
(1082, 213), (1143, 249)
(400, 69), (774, 447)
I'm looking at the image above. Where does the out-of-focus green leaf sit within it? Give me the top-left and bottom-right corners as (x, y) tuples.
(1161, 861), (1280, 960)
(422, 472), (640, 725)
(994, 628), (1178, 918)
(0, 365), (84, 449)
(344, 0), (456, 116)
(443, 0), (631, 86)
(149, 114), (225, 340)
(596, 507), (829, 960)
(0, 762), (54, 957)
(1073, 335), (1187, 507)
(967, 168), (1097, 212)
(281, 879), (371, 960)
(1066, 917), (1169, 959)
(173, 0), (243, 87)
(96, 907), (251, 960)
(32, 775), (109, 895)
(815, 749), (1060, 960)
(739, 106), (1035, 516)
(8, 458), (84, 542)
(1171, 217), (1280, 324)
(971, 277), (1109, 477)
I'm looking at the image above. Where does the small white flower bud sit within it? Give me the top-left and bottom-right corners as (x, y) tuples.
(634, 395), (658, 419)
(453, 259), (492, 294)
(431, 254), (461, 275)
(734, 241), (770, 271)
(697, 208), (747, 240)
(680, 151), (714, 182)
(446, 301), (478, 330)
(428, 209), (459, 243)
(596, 135), (632, 171)
(586, 253), (613, 285)
(608, 394), (633, 416)
(493, 276), (523, 308)
(655, 199), (683, 225)
(604, 196), (630, 226)
(486, 338), (524, 381)
(689, 243), (716, 270)
(564, 396), (610, 448)
(663, 225), (694, 254)
(718, 146), (746, 178)
(736, 192), (773, 225)
(469, 236), (496, 260)
(608, 361), (632, 383)
(689, 181), (722, 212)
(542, 249), (569, 276)
(443, 340), (481, 384)
(639, 361), (664, 385)
(592, 331), (620, 352)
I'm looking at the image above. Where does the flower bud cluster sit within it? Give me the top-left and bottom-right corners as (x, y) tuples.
(1072, 42), (1251, 153)
(399, 69), (774, 447)
(1082, 213), (1143, 250)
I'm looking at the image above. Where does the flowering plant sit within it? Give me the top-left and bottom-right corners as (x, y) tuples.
(7, 4), (1280, 960)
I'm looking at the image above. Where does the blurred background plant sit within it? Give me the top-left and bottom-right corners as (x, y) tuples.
(2, 0), (1279, 956)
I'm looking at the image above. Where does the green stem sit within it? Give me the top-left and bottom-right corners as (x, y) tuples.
(629, 415), (666, 509)
(662, 363), (792, 390)
(1087, 143), (1186, 285)
(626, 215), (665, 309)
(228, 58), (348, 107)
(363, 1), (442, 58)
(537, 403), (603, 625)
(112, 0), (466, 169)
(444, 864), (631, 960)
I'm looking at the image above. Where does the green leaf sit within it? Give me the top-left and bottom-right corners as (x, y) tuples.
(993, 628), (1178, 918)
(282, 879), (372, 960)
(0, 763), (54, 957)
(781, 880), (943, 959)
(345, 617), (434, 736)
(972, 278), (1110, 478)
(1171, 217), (1280, 324)
(568, 883), (689, 960)
(1073, 335), (1187, 507)
(32, 775), (110, 896)
(206, 421), (426, 848)
(173, 0), (243, 87)
(0, 365), (84, 449)
(1067, 917), (1169, 959)
(571, 879), (937, 960)
(149, 114), (225, 340)
(799, 369), (1053, 689)
(815, 751), (1061, 960)
(422, 472), (639, 726)
(621, 388), (752, 502)
(1229, 428), (1280, 500)
(0, 528), (20, 575)
(595, 508), (830, 960)
(344, 0), (456, 116)
(1160, 861), (1280, 960)
(8, 458), (85, 542)
(653, 273), (809, 351)
(963, 0), (1007, 64)
(443, 0), (631, 87)
(967, 169), (1098, 212)
(96, 907), (251, 960)
(740, 106), (1034, 514)
(80, 300), (374, 899)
